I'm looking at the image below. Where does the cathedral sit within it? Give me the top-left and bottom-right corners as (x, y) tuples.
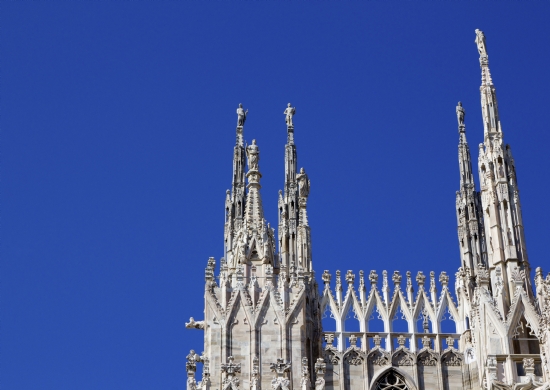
(184, 30), (550, 390)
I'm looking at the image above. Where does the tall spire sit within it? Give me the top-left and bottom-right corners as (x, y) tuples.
(278, 103), (312, 275)
(223, 106), (276, 288)
(476, 29), (501, 143)
(244, 139), (264, 225)
(455, 102), (486, 291)
(473, 30), (533, 312)
(224, 104), (248, 260)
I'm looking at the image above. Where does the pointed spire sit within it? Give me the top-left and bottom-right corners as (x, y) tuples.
(245, 139), (264, 226)
(455, 100), (486, 275)
(457, 102), (475, 187)
(475, 29), (501, 140)
(472, 30), (534, 311)
(225, 104), (248, 260)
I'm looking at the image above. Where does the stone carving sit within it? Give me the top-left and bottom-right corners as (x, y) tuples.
(393, 350), (414, 366)
(465, 348), (476, 364)
(439, 271), (449, 287)
(397, 335), (406, 347)
(445, 336), (455, 349)
(221, 356), (241, 390)
(475, 29), (487, 56)
(418, 351), (438, 366)
(270, 359), (291, 390)
(349, 334), (358, 347)
(186, 349), (200, 390)
(322, 270), (331, 285)
(186, 349), (200, 372)
(345, 270), (355, 285)
(523, 356), (535, 368)
(456, 101), (466, 126)
(421, 336), (431, 349)
(344, 350), (363, 366)
(442, 351), (463, 366)
(324, 349), (339, 365)
(296, 167), (310, 198)
(185, 317), (205, 330)
(314, 358), (326, 390)
(300, 357), (311, 390)
(335, 270), (342, 291)
(511, 266), (526, 287)
(283, 103), (296, 127)
(187, 376), (197, 390)
(416, 271), (426, 287)
(368, 349), (390, 366)
(392, 270), (402, 285)
(247, 140), (260, 171)
(369, 270), (378, 285)
(236, 103), (248, 127)
(251, 356), (260, 390)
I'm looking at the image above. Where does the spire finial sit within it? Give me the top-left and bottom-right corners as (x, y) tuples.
(283, 103), (296, 128)
(456, 101), (466, 132)
(236, 103), (248, 127)
(246, 139), (260, 173)
(236, 103), (248, 147)
(475, 29), (488, 57)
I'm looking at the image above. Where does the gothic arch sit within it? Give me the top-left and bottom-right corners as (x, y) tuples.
(369, 368), (418, 390)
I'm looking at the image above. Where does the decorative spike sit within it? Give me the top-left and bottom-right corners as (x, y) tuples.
(430, 271), (437, 303)
(322, 270), (331, 289)
(392, 271), (402, 288)
(439, 271), (449, 289)
(406, 271), (414, 306)
(416, 271), (426, 290)
(345, 270), (355, 285)
(369, 270), (378, 288)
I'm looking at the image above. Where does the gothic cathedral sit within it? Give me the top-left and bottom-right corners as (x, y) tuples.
(184, 30), (550, 390)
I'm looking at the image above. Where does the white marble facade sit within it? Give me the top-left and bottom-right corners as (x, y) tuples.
(185, 31), (550, 390)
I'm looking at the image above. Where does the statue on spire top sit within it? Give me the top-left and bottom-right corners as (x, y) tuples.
(247, 139), (260, 171)
(297, 167), (310, 198)
(456, 101), (465, 126)
(475, 29), (487, 57)
(284, 103), (296, 127)
(237, 103), (248, 127)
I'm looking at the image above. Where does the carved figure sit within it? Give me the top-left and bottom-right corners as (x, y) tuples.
(247, 140), (260, 171)
(270, 358), (291, 390)
(221, 356), (241, 390)
(185, 317), (205, 330)
(236, 103), (248, 127)
(475, 29), (487, 56)
(283, 103), (296, 127)
(456, 101), (466, 126)
(314, 377), (325, 390)
(296, 168), (310, 198)
(300, 357), (311, 390)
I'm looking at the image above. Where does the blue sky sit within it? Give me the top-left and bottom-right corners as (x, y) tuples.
(2, 2), (550, 389)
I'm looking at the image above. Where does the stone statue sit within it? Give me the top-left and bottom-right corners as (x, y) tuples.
(283, 103), (296, 127)
(247, 139), (260, 171)
(186, 317), (205, 330)
(187, 349), (201, 364)
(296, 167), (310, 198)
(237, 103), (248, 127)
(456, 102), (465, 126)
(475, 29), (487, 57)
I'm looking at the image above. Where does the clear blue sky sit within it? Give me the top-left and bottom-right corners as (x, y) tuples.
(2, 2), (550, 389)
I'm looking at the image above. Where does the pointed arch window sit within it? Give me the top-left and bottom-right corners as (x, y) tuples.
(375, 371), (409, 390)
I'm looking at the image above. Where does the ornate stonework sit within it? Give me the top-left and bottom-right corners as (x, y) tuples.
(185, 30), (550, 390)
